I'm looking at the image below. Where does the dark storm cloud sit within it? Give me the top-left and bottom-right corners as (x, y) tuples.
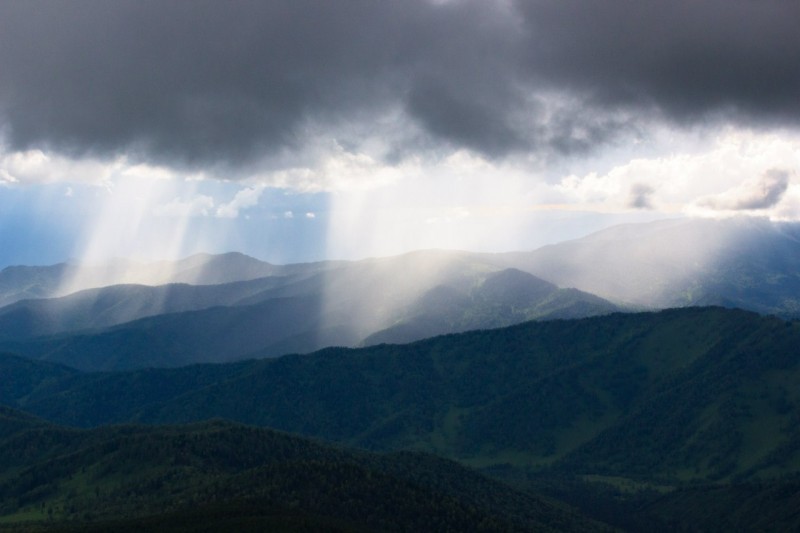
(0, 0), (798, 175)
(516, 0), (800, 124)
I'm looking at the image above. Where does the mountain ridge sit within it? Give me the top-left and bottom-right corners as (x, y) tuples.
(0, 265), (619, 371)
(4, 306), (799, 487)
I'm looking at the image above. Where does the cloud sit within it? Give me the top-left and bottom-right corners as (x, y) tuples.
(701, 169), (792, 211)
(516, 0), (800, 124)
(215, 186), (265, 218)
(628, 183), (654, 209)
(153, 195), (215, 218)
(0, 168), (16, 185)
(0, 149), (116, 185)
(0, 0), (797, 184)
(557, 129), (800, 216)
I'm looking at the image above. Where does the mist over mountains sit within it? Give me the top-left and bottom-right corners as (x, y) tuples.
(0, 249), (618, 370)
(3, 0), (799, 527)
(505, 216), (800, 314)
(0, 218), (800, 370)
(3, 216), (800, 530)
(5, 216), (798, 311)
(1, 217), (799, 371)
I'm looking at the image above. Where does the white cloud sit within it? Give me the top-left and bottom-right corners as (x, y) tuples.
(0, 168), (17, 184)
(0, 148), (118, 185)
(153, 195), (215, 218)
(265, 141), (417, 193)
(555, 128), (800, 218)
(215, 185), (265, 218)
(699, 169), (792, 211)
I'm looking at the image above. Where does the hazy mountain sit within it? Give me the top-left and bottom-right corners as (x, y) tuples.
(0, 252), (337, 307)
(5, 216), (800, 371)
(0, 406), (602, 532)
(0, 295), (341, 371)
(504, 217), (800, 315)
(363, 268), (617, 345)
(5, 216), (800, 319)
(0, 262), (71, 308)
(0, 278), (290, 341)
(0, 254), (619, 371)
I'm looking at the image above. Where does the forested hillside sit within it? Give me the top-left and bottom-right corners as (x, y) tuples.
(0, 406), (602, 531)
(2, 307), (798, 484)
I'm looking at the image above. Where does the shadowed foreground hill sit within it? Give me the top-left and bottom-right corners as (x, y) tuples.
(0, 406), (602, 532)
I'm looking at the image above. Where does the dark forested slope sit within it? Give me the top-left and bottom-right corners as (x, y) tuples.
(0, 406), (602, 532)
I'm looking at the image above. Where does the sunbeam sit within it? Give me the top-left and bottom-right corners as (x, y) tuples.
(56, 171), (212, 295)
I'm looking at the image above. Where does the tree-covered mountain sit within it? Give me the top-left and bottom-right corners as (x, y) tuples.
(0, 406), (602, 532)
(4, 307), (800, 529)
(4, 307), (800, 489)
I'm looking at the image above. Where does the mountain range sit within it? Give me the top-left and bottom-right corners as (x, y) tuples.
(4, 306), (797, 484)
(4, 216), (800, 529)
(0, 252), (618, 371)
(2, 217), (800, 372)
(2, 306), (800, 530)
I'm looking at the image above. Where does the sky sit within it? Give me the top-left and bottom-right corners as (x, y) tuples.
(0, 0), (799, 268)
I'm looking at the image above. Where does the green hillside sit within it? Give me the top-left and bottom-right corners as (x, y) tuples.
(5, 307), (800, 529)
(0, 407), (601, 532)
(3, 307), (798, 485)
